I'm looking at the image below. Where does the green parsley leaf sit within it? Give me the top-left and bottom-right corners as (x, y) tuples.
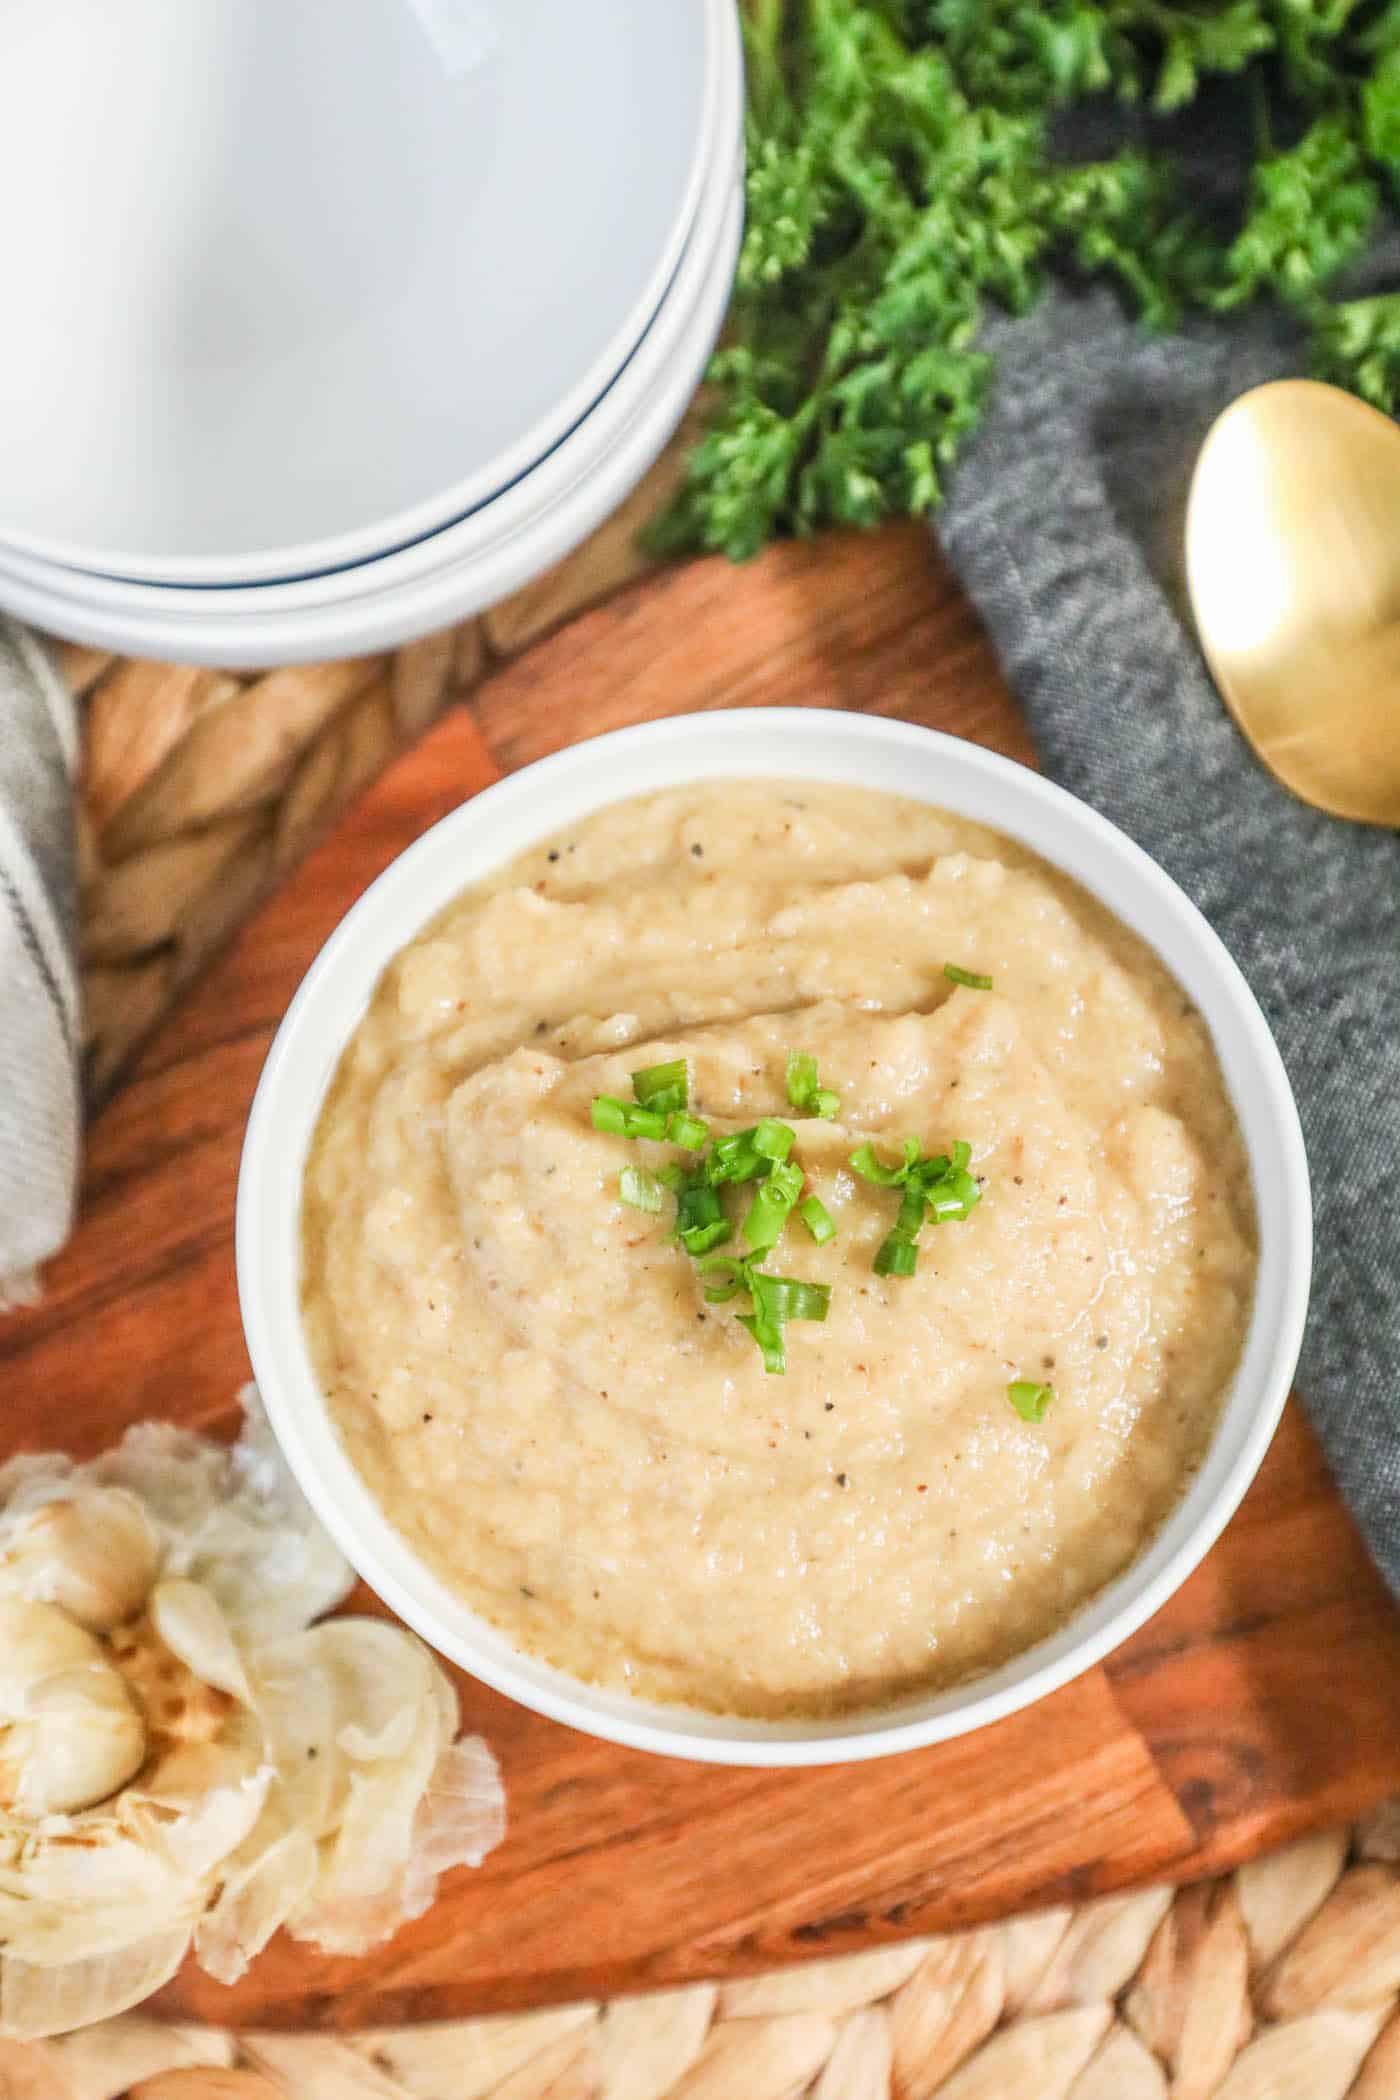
(651, 0), (1400, 560)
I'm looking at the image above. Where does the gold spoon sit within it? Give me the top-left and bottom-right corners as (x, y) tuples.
(1185, 377), (1400, 827)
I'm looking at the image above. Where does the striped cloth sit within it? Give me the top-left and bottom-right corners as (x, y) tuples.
(0, 621), (79, 1307)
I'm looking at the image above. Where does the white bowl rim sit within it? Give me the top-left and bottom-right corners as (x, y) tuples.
(237, 708), (1312, 1767)
(0, 28), (744, 665)
(0, 179), (742, 668)
(0, 0), (725, 586)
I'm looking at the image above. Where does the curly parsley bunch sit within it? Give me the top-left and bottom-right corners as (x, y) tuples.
(657, 0), (1400, 558)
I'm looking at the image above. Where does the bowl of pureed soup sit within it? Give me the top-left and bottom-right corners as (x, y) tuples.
(238, 710), (1310, 1765)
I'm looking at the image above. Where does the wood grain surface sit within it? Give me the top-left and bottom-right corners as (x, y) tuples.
(5, 527), (1399, 2032)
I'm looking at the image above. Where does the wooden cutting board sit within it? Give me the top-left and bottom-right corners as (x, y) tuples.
(6, 526), (1400, 2032)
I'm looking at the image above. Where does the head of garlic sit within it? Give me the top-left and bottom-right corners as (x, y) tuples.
(0, 1388), (505, 2042)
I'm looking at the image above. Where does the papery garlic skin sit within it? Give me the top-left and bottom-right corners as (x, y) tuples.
(0, 1601), (146, 1816)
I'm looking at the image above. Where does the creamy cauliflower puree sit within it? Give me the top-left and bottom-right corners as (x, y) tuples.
(302, 782), (1256, 1718)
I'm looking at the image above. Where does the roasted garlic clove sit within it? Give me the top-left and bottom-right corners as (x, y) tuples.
(0, 1602), (147, 1816)
(0, 1487), (159, 1631)
(2, 1662), (147, 1816)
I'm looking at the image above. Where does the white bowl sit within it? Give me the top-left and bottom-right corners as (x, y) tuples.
(0, 0), (718, 582)
(0, 0), (743, 662)
(0, 167), (743, 664)
(238, 709), (1312, 1767)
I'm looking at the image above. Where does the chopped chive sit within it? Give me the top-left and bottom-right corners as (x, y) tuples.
(632, 1058), (689, 1115)
(785, 1052), (818, 1105)
(874, 1233), (919, 1278)
(675, 1176), (723, 1238)
(667, 1110), (710, 1150)
(944, 963), (993, 991)
(894, 1182), (928, 1238)
(850, 1138), (920, 1187)
(680, 1218), (733, 1257)
(742, 1158), (803, 1255)
(619, 1165), (664, 1212)
(754, 1117), (796, 1163)
(951, 1140), (971, 1172)
(1008, 1379), (1054, 1422)
(799, 1194), (837, 1245)
(656, 1161), (688, 1191)
(751, 1272), (830, 1323)
(786, 1049), (841, 1119)
(707, 1128), (771, 1185)
(696, 1255), (747, 1302)
(737, 1310), (786, 1374)
(592, 1095), (668, 1140)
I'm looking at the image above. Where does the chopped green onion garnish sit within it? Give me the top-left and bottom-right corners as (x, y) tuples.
(619, 1165), (664, 1212)
(737, 1310), (786, 1374)
(850, 1139), (921, 1187)
(667, 1110), (710, 1151)
(632, 1059), (689, 1115)
(681, 1218), (733, 1257)
(927, 1185), (969, 1223)
(1008, 1379), (1054, 1422)
(874, 1233), (919, 1278)
(785, 1052), (818, 1104)
(696, 1255), (747, 1302)
(786, 1050), (841, 1119)
(656, 1161), (688, 1191)
(675, 1175), (722, 1235)
(754, 1117), (796, 1163)
(799, 1194), (837, 1245)
(742, 1158), (803, 1255)
(852, 1134), (983, 1276)
(592, 1095), (668, 1140)
(944, 963), (993, 991)
(750, 1272), (830, 1323)
(707, 1129), (771, 1186)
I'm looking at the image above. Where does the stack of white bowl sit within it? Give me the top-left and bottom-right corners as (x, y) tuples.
(0, 0), (742, 667)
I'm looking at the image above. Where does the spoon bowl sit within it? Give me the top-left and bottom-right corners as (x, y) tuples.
(1185, 377), (1400, 827)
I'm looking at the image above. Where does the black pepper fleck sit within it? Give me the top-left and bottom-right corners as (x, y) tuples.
(547, 849), (560, 862)
(422, 1412), (433, 1423)
(1096, 1335), (1109, 1349)
(836, 1473), (848, 1487)
(691, 842), (704, 858)
(520, 1585), (536, 1599)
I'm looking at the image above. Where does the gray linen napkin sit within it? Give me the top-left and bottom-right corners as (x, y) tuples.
(0, 619), (79, 1307)
(939, 285), (1400, 1593)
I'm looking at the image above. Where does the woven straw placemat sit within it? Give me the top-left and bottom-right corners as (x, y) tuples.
(7, 1811), (1400, 2098)
(50, 435), (1400, 2096)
